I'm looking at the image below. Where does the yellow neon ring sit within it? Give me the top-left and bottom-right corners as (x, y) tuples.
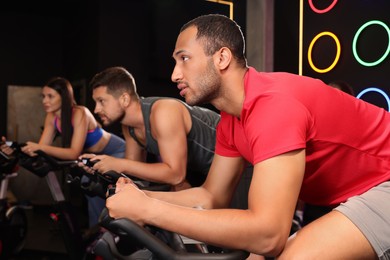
(308, 31), (341, 73)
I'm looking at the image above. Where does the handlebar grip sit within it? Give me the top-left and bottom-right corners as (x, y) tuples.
(99, 208), (249, 260)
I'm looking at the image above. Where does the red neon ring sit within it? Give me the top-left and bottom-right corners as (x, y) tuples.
(308, 0), (338, 14)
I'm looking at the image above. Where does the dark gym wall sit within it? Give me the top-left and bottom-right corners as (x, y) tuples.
(274, 0), (390, 111)
(0, 0), (97, 136)
(274, 1), (300, 74)
(0, 0), (246, 137)
(0, 2), (63, 136)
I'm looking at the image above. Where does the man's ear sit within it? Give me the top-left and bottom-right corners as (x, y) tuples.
(215, 47), (232, 70)
(120, 93), (131, 107)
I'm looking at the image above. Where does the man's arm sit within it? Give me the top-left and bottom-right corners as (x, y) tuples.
(142, 154), (246, 208)
(107, 149), (305, 257)
(122, 124), (147, 162)
(107, 154), (245, 215)
(84, 123), (146, 173)
(92, 101), (191, 186)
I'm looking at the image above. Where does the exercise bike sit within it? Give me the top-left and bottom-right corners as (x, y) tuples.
(70, 157), (171, 200)
(90, 181), (249, 260)
(0, 144), (28, 259)
(13, 145), (249, 260)
(95, 207), (249, 260)
(69, 161), (249, 259)
(2, 143), (114, 259)
(16, 147), (151, 260)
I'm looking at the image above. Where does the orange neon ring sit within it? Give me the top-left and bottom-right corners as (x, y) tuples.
(308, 31), (341, 73)
(308, 0), (338, 14)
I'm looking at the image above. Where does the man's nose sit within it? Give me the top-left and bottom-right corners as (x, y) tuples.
(171, 65), (182, 83)
(94, 104), (100, 114)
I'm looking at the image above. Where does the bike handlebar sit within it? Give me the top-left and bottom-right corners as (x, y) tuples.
(99, 208), (249, 260)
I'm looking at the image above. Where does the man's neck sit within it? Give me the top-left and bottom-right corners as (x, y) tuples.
(213, 66), (248, 118)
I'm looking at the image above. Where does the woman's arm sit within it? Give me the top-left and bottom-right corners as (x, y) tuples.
(23, 108), (88, 160)
(38, 112), (58, 145)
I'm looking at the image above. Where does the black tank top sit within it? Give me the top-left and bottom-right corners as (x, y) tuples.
(129, 97), (220, 186)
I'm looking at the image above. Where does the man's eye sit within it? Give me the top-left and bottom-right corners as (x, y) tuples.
(182, 56), (189, 61)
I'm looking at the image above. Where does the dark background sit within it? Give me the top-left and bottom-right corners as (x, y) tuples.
(2, 1), (390, 257)
(0, 0), (246, 137)
(0, 3), (247, 256)
(275, 0), (390, 110)
(2, 0), (390, 136)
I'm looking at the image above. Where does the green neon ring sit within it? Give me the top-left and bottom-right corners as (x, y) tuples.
(352, 20), (390, 67)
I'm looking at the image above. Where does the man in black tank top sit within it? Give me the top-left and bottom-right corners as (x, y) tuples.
(81, 67), (220, 190)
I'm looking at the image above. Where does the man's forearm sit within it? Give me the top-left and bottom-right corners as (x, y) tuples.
(145, 186), (213, 209)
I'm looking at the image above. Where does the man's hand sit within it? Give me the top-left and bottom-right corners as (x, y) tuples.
(106, 177), (149, 225)
(78, 153), (98, 174)
(89, 155), (125, 174)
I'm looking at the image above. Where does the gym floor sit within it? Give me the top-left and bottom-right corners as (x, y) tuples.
(6, 169), (92, 259)
(11, 250), (68, 260)
(9, 205), (72, 260)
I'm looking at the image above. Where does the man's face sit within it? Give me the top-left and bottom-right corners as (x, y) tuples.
(92, 86), (125, 126)
(171, 26), (221, 106)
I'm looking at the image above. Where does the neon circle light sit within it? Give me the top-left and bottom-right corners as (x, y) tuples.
(308, 31), (341, 73)
(308, 0), (338, 14)
(352, 20), (390, 67)
(356, 87), (390, 112)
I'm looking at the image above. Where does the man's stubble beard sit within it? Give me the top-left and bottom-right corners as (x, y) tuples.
(186, 59), (221, 106)
(102, 109), (126, 127)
